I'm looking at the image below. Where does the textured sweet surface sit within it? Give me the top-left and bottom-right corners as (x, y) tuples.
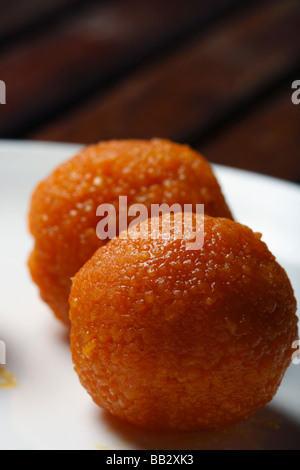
(28, 139), (232, 324)
(70, 213), (298, 431)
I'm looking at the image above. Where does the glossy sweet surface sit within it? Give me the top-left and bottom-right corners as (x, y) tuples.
(28, 139), (232, 324)
(70, 213), (298, 431)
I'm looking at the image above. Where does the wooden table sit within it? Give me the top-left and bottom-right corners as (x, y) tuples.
(0, 0), (299, 182)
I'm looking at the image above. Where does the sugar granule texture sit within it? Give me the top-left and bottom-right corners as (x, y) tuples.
(70, 213), (298, 431)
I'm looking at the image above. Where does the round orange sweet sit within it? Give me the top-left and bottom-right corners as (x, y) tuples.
(70, 213), (298, 431)
(28, 139), (232, 325)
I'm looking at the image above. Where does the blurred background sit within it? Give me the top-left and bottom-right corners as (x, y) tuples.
(0, 0), (299, 182)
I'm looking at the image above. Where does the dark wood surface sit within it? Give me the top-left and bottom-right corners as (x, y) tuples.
(0, 0), (299, 182)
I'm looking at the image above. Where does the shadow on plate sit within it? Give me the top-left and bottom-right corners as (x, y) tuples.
(101, 404), (300, 450)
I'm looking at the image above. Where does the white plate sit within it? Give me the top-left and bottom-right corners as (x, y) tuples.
(0, 140), (299, 450)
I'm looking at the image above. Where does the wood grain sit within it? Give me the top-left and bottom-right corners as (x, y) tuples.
(0, 0), (89, 42)
(201, 87), (300, 183)
(0, 0), (243, 137)
(32, 0), (300, 149)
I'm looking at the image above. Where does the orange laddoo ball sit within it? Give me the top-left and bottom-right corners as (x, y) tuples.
(28, 139), (232, 325)
(70, 213), (298, 431)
